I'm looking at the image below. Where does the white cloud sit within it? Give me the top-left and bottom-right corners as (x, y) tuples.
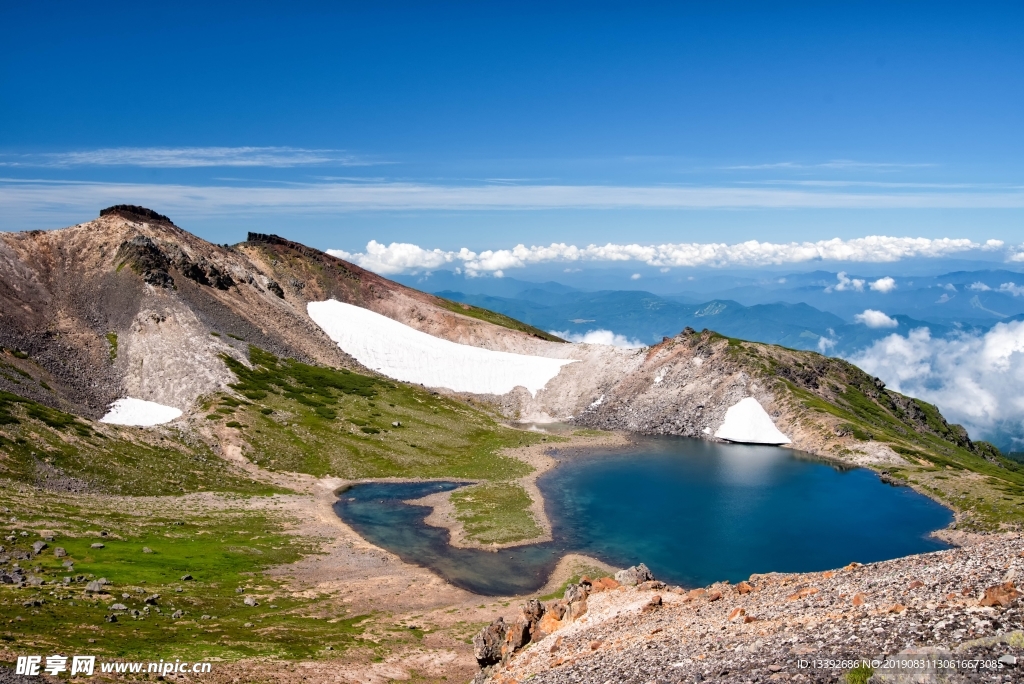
(828, 272), (866, 292)
(817, 328), (838, 354)
(550, 329), (646, 348)
(869, 276), (897, 293)
(998, 282), (1024, 297)
(849, 322), (1024, 448)
(723, 160), (937, 171)
(854, 309), (899, 328)
(324, 238), (1005, 276)
(0, 147), (380, 168)
(968, 282), (992, 291)
(630, 273), (642, 280)
(3, 179), (1024, 220)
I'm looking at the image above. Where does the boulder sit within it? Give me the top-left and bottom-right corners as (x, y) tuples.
(473, 617), (507, 666)
(980, 581), (1020, 607)
(243, 596), (259, 607)
(614, 563), (654, 586)
(53, 547), (66, 558)
(85, 580), (106, 593)
(31, 541), (47, 554)
(111, 603), (128, 611)
(536, 610), (564, 637)
(504, 615), (531, 654)
(564, 582), (589, 603)
(90, 543), (104, 549)
(171, 610), (183, 619)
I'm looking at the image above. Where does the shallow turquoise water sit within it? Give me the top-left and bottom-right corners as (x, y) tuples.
(334, 436), (951, 595)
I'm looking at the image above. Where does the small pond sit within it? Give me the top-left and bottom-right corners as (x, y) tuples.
(334, 436), (952, 595)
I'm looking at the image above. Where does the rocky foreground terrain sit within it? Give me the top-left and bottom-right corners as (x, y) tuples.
(476, 535), (1024, 683)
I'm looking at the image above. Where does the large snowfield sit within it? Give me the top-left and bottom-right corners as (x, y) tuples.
(307, 300), (575, 395)
(100, 397), (183, 427)
(714, 397), (791, 445)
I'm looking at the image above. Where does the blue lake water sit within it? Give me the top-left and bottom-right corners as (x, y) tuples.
(334, 436), (952, 596)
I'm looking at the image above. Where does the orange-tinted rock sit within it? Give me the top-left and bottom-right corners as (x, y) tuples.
(787, 587), (819, 601)
(591, 577), (620, 592)
(589, 640), (602, 650)
(909, 580), (925, 589)
(887, 603), (907, 614)
(642, 595), (663, 612)
(687, 588), (707, 600)
(728, 608), (746, 622)
(743, 615), (758, 623)
(707, 591), (723, 602)
(852, 593), (867, 606)
(568, 598), (588, 621)
(980, 581), (1020, 607)
(822, 571), (835, 579)
(537, 611), (564, 636)
(736, 581), (754, 594)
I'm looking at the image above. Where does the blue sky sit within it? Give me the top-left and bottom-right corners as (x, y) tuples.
(2, 1), (1022, 269)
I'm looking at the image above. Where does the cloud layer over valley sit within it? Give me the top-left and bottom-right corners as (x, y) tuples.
(850, 321), (1024, 451)
(330, 236), (1005, 276)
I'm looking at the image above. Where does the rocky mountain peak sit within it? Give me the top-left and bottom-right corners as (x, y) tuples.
(99, 205), (174, 225)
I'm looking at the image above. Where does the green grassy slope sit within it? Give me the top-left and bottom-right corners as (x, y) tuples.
(0, 485), (377, 662)
(213, 347), (543, 481)
(0, 391), (277, 497)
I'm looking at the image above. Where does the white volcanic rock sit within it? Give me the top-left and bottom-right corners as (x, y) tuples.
(307, 299), (575, 396)
(100, 397), (182, 426)
(713, 397), (790, 445)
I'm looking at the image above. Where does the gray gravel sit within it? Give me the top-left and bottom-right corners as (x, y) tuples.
(483, 534), (1024, 683)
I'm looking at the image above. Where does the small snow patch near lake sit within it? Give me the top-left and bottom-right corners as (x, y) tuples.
(101, 398), (183, 427)
(307, 300), (575, 396)
(714, 397), (790, 445)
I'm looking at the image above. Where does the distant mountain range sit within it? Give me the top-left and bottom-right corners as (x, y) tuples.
(395, 268), (1024, 355)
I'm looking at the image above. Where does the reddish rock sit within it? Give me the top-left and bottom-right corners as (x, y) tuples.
(736, 581), (754, 594)
(787, 587), (819, 601)
(687, 588), (707, 600)
(822, 571), (835, 579)
(743, 615), (758, 624)
(852, 592), (867, 606)
(589, 640), (602, 650)
(537, 611), (563, 637)
(979, 581), (1020, 607)
(728, 608), (746, 622)
(707, 591), (723, 602)
(591, 577), (621, 592)
(887, 603), (907, 614)
(642, 594), (663, 612)
(909, 580), (925, 589)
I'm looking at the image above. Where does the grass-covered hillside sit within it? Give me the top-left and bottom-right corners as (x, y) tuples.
(210, 346), (545, 481)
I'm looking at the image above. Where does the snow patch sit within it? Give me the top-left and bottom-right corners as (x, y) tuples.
(307, 300), (575, 396)
(100, 397), (182, 427)
(713, 397), (791, 445)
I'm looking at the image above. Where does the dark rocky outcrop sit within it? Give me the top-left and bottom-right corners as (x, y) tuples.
(100, 205), (174, 224)
(115, 235), (174, 288)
